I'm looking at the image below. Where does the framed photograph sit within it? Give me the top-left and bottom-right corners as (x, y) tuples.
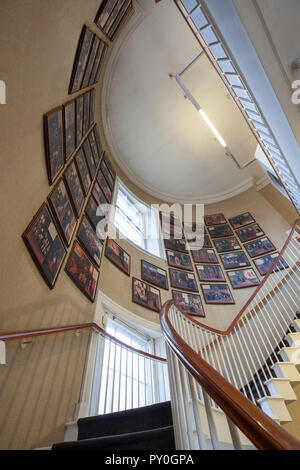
(101, 157), (114, 190)
(236, 223), (265, 243)
(77, 215), (103, 266)
(64, 160), (85, 218)
(89, 89), (95, 127)
(63, 99), (76, 162)
(229, 212), (255, 230)
(164, 238), (188, 253)
(227, 269), (260, 289)
(220, 251), (251, 270)
(48, 179), (77, 246)
(65, 241), (99, 302)
(169, 268), (198, 292)
(207, 224), (233, 239)
(107, 0), (132, 41)
(103, 153), (116, 180)
(22, 203), (66, 289)
(201, 284), (235, 305)
(93, 124), (103, 156)
(244, 237), (276, 258)
(105, 238), (130, 276)
(132, 277), (161, 313)
(44, 106), (64, 185)
(92, 180), (107, 207)
(204, 213), (227, 226)
(75, 94), (84, 147)
(81, 36), (100, 90)
(89, 41), (106, 86)
(74, 148), (92, 196)
(69, 26), (94, 94)
(191, 248), (218, 264)
(172, 291), (205, 317)
(83, 138), (96, 178)
(97, 170), (112, 203)
(160, 212), (182, 238)
(196, 264), (225, 283)
(141, 260), (168, 290)
(254, 253), (289, 276)
(83, 91), (90, 137)
(166, 250), (193, 271)
(85, 195), (104, 230)
(213, 236), (241, 253)
(88, 129), (100, 166)
(184, 222), (206, 243)
(95, 0), (133, 41)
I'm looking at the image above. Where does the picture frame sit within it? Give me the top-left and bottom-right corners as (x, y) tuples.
(101, 157), (114, 190)
(236, 223), (265, 243)
(164, 238), (188, 253)
(141, 260), (169, 290)
(254, 253), (289, 276)
(244, 237), (276, 258)
(93, 124), (103, 157)
(83, 91), (90, 137)
(81, 36), (100, 90)
(213, 236), (241, 253)
(191, 248), (218, 264)
(88, 129), (100, 166)
(207, 224), (233, 239)
(85, 195), (104, 230)
(95, 0), (133, 41)
(48, 178), (77, 246)
(227, 268), (260, 289)
(65, 240), (100, 302)
(74, 148), (92, 197)
(196, 264), (226, 283)
(105, 238), (131, 276)
(69, 26), (94, 94)
(92, 180), (107, 208)
(204, 213), (227, 226)
(229, 212), (255, 230)
(63, 160), (85, 218)
(184, 222), (207, 244)
(169, 268), (198, 292)
(132, 277), (161, 313)
(201, 284), (235, 305)
(63, 99), (76, 162)
(160, 212), (183, 238)
(97, 170), (112, 203)
(83, 138), (96, 178)
(43, 106), (64, 185)
(166, 250), (193, 271)
(89, 41), (107, 86)
(107, 0), (133, 41)
(172, 291), (205, 318)
(75, 94), (84, 147)
(103, 153), (116, 180)
(89, 89), (95, 127)
(77, 215), (103, 266)
(22, 203), (67, 289)
(219, 251), (251, 270)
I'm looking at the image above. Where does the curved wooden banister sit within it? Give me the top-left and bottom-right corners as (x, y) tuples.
(175, 218), (300, 336)
(161, 299), (300, 450)
(0, 323), (167, 363)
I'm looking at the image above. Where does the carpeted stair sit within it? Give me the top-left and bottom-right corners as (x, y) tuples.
(52, 401), (175, 450)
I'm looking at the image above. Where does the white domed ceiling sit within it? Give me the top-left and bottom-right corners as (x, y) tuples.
(102, 0), (264, 203)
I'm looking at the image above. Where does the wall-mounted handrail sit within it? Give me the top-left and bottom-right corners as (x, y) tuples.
(161, 299), (300, 450)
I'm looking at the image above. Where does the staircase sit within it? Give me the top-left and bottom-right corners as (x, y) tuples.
(52, 401), (175, 450)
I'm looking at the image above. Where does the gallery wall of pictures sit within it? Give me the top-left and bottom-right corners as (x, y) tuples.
(94, 0), (133, 42)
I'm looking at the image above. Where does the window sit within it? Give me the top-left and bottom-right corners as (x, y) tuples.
(112, 180), (164, 258)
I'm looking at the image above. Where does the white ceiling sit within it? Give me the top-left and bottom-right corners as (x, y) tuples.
(102, 0), (264, 203)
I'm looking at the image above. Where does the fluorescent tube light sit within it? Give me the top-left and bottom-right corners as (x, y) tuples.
(199, 109), (227, 148)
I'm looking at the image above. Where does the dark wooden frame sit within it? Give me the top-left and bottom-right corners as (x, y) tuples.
(204, 213), (227, 226)
(172, 290), (205, 318)
(141, 259), (169, 291)
(85, 194), (103, 231)
(132, 277), (161, 314)
(74, 147), (92, 197)
(169, 268), (199, 293)
(226, 268), (260, 290)
(201, 284), (235, 305)
(75, 93), (84, 147)
(253, 253), (289, 277)
(191, 248), (218, 264)
(163, 238), (188, 253)
(63, 159), (85, 219)
(207, 224), (234, 239)
(104, 238), (131, 276)
(22, 203), (67, 289)
(166, 250), (193, 272)
(69, 25), (94, 95)
(213, 236), (242, 253)
(219, 251), (251, 270)
(229, 212), (256, 230)
(43, 105), (65, 185)
(235, 223), (265, 243)
(107, 0), (133, 41)
(76, 214), (104, 267)
(244, 236), (276, 259)
(63, 99), (76, 162)
(196, 264), (226, 283)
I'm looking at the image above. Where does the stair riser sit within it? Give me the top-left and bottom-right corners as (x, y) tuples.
(258, 397), (292, 424)
(265, 380), (297, 403)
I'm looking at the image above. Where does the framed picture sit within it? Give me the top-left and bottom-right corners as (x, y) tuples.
(105, 238), (130, 276)
(97, 170), (112, 203)
(196, 264), (226, 283)
(166, 250), (193, 271)
(236, 223), (265, 243)
(69, 26), (94, 94)
(92, 180), (107, 207)
(64, 160), (85, 218)
(75, 94), (84, 147)
(48, 178), (77, 246)
(89, 41), (107, 86)
(83, 138), (96, 178)
(164, 238), (188, 253)
(103, 153), (116, 180)
(77, 215), (103, 266)
(169, 268), (198, 292)
(63, 99), (76, 162)
(161, 219), (182, 238)
(22, 203), (67, 289)
(220, 251), (251, 270)
(74, 148), (92, 196)
(95, 0), (133, 41)
(85, 195), (104, 230)
(244, 237), (276, 258)
(227, 269), (260, 289)
(83, 91), (90, 137)
(184, 222), (206, 243)
(207, 224), (233, 239)
(107, 0), (132, 41)
(44, 106), (64, 185)
(201, 284), (235, 305)
(88, 129), (100, 166)
(101, 158), (114, 190)
(81, 36), (100, 90)
(132, 277), (161, 313)
(93, 124), (103, 156)
(229, 212), (255, 230)
(89, 89), (95, 127)
(204, 213), (227, 226)
(213, 236), (241, 253)
(191, 248), (218, 264)
(141, 260), (168, 290)
(172, 291), (205, 317)
(65, 240), (99, 302)
(254, 253), (289, 276)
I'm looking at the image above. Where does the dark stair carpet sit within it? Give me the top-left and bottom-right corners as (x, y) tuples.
(52, 401), (175, 451)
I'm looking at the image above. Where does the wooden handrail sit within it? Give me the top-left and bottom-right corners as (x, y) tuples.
(161, 299), (300, 450)
(0, 323), (167, 363)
